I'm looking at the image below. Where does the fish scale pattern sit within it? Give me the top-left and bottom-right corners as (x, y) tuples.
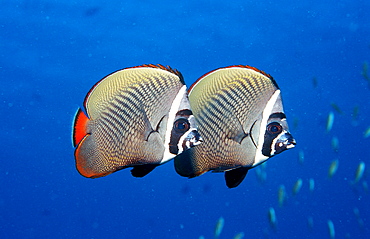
(175, 66), (278, 177)
(75, 66), (184, 178)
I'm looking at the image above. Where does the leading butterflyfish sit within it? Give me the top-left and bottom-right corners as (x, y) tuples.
(174, 65), (296, 188)
(72, 64), (202, 178)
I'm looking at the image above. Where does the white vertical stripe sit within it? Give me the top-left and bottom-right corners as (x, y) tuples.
(161, 85), (187, 163)
(253, 90), (281, 167)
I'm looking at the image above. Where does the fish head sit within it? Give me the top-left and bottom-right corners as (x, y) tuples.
(168, 90), (202, 157)
(263, 113), (296, 156)
(251, 90), (296, 167)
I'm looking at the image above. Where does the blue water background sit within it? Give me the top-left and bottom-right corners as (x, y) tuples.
(1, 0), (369, 238)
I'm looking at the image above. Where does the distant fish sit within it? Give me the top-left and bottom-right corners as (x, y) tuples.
(352, 105), (359, 122)
(312, 77), (318, 88)
(309, 178), (315, 192)
(330, 103), (343, 115)
(214, 217), (225, 239)
(362, 61), (370, 89)
(255, 163), (267, 184)
(326, 112), (335, 132)
(278, 184), (286, 207)
(352, 105), (360, 125)
(362, 181), (369, 193)
(328, 160), (339, 178)
(307, 216), (314, 230)
(298, 150), (304, 165)
(233, 232), (245, 239)
(175, 65), (296, 188)
(354, 161), (365, 183)
(72, 64), (201, 178)
(364, 127), (370, 138)
(268, 207), (277, 229)
(292, 117), (299, 131)
(331, 137), (339, 153)
(362, 61), (369, 80)
(292, 178), (303, 195)
(353, 207), (364, 228)
(327, 220), (335, 239)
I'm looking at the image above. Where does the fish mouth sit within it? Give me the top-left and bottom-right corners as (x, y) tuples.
(181, 129), (203, 151)
(275, 132), (296, 153)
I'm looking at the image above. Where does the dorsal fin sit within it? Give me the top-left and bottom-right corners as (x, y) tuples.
(189, 65), (278, 93)
(132, 64), (185, 85)
(82, 64), (184, 110)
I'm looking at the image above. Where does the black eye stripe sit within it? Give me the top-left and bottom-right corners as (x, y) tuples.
(176, 109), (193, 117)
(269, 112), (286, 119)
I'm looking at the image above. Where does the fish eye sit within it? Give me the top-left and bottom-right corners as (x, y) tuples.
(174, 119), (190, 133)
(267, 122), (282, 134)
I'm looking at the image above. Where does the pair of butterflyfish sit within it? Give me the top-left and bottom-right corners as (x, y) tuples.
(72, 64), (296, 187)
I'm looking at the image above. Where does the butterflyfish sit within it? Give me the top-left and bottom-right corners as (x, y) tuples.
(174, 65), (296, 188)
(72, 64), (202, 178)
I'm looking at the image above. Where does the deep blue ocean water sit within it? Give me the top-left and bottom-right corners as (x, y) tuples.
(1, 0), (370, 238)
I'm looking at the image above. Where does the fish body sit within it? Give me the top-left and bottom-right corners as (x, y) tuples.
(331, 137), (339, 152)
(326, 112), (334, 132)
(307, 216), (314, 230)
(364, 127), (370, 138)
(309, 178), (315, 192)
(328, 160), (339, 178)
(268, 207), (277, 229)
(214, 217), (225, 238)
(174, 65), (296, 188)
(233, 232), (245, 239)
(298, 150), (304, 164)
(278, 184), (286, 207)
(327, 220), (335, 239)
(355, 161), (365, 183)
(72, 64), (201, 178)
(293, 178), (303, 195)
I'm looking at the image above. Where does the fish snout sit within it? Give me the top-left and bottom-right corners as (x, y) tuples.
(274, 132), (296, 154)
(181, 129), (203, 151)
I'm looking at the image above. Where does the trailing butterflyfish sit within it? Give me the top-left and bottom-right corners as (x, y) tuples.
(72, 64), (202, 178)
(174, 65), (296, 188)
